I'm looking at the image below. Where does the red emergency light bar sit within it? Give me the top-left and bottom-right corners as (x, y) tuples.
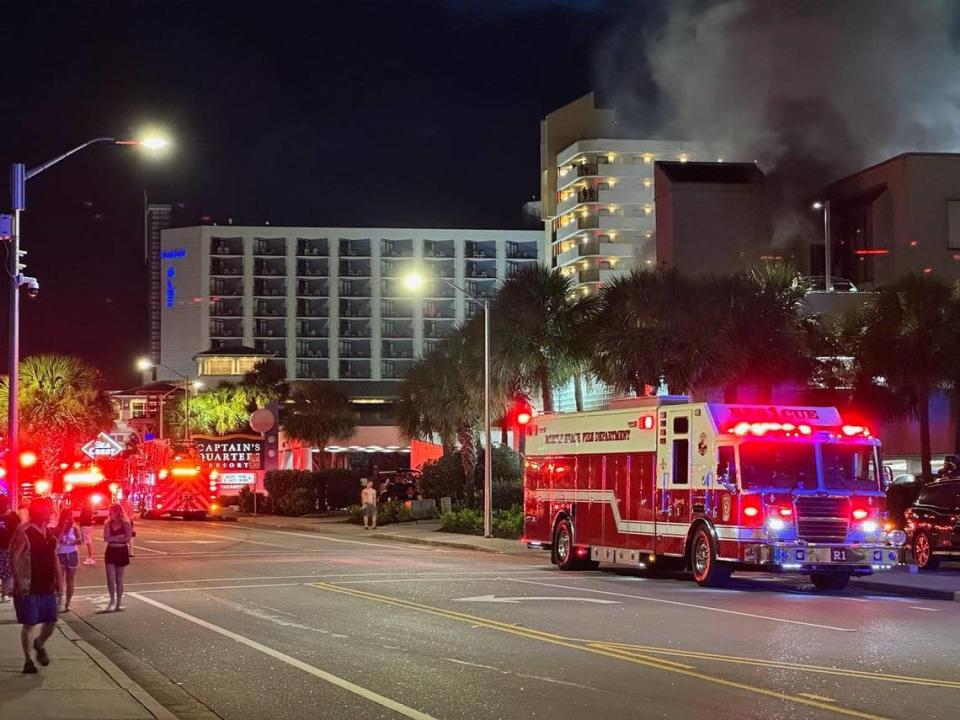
(726, 421), (813, 437)
(841, 424), (872, 437)
(853, 249), (889, 256)
(171, 467), (200, 477)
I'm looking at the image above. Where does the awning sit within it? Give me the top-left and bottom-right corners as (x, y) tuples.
(321, 425), (410, 454)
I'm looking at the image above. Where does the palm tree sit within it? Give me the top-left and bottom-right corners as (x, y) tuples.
(282, 382), (356, 468)
(856, 274), (956, 478)
(0, 354), (115, 477)
(397, 323), (484, 503)
(717, 263), (811, 402)
(241, 359), (290, 408)
(591, 268), (731, 397)
(165, 384), (250, 438)
(492, 265), (597, 413)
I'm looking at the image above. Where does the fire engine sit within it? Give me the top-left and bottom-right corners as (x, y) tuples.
(523, 397), (907, 590)
(141, 456), (220, 520)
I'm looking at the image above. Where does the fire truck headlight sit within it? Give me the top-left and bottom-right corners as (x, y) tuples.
(767, 517), (786, 532)
(861, 520), (879, 534)
(887, 529), (907, 547)
(90, 494), (103, 506)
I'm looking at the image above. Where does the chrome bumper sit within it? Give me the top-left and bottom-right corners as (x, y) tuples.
(743, 543), (904, 569)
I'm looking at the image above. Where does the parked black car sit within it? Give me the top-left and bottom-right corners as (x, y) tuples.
(904, 478), (960, 571)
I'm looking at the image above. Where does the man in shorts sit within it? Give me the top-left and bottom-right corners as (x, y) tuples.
(360, 479), (377, 530)
(10, 498), (63, 673)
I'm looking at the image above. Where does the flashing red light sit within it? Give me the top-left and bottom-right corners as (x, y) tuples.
(19, 451), (38, 468)
(852, 508), (870, 521)
(778, 506), (793, 517)
(743, 506), (759, 517)
(90, 494), (104, 507)
(517, 411), (532, 426)
(841, 424), (871, 437)
(638, 414), (655, 430)
(158, 468), (169, 479)
(728, 421), (812, 437)
(853, 249), (889, 256)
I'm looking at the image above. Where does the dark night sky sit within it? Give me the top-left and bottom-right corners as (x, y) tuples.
(0, 0), (648, 388)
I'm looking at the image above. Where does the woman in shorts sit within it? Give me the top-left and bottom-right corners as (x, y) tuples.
(103, 504), (132, 612)
(55, 508), (80, 612)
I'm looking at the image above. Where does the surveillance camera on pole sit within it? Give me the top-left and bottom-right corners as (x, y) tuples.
(17, 275), (39, 298)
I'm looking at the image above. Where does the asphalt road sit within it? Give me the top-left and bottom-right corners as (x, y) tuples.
(62, 519), (960, 720)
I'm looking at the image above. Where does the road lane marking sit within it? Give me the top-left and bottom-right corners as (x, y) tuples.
(128, 592), (438, 720)
(454, 594), (620, 605)
(503, 578), (857, 632)
(137, 582), (306, 594)
(144, 540), (222, 544)
(131, 544), (169, 554)
(307, 582), (889, 720)
(799, 693), (837, 703)
(443, 657), (607, 693)
(596, 642), (960, 690)
(909, 606), (939, 612)
(73, 568), (548, 591)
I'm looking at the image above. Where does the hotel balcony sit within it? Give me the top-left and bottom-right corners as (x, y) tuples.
(254, 318), (285, 339)
(382, 339), (414, 360)
(297, 298), (328, 318)
(339, 319), (370, 338)
(381, 359), (413, 380)
(339, 238), (370, 257)
(209, 318), (242, 339)
(382, 318), (414, 339)
(506, 240), (538, 260)
(253, 237), (286, 256)
(297, 278), (329, 297)
(298, 319), (329, 338)
(424, 239), (455, 258)
(338, 278), (371, 297)
(254, 338), (286, 356)
(381, 238), (413, 257)
(339, 359), (370, 379)
(381, 299), (414, 318)
(422, 298), (455, 319)
(339, 258), (371, 278)
(297, 238), (328, 257)
(211, 277), (243, 297)
(254, 257), (286, 277)
(381, 257), (414, 277)
(297, 258), (328, 277)
(210, 298), (243, 317)
(423, 318), (455, 339)
(339, 298), (371, 319)
(297, 359), (329, 380)
(339, 338), (371, 359)
(253, 278), (285, 297)
(253, 298), (286, 318)
(210, 237), (243, 256)
(555, 240), (636, 268)
(210, 257), (243, 276)
(297, 339), (329, 359)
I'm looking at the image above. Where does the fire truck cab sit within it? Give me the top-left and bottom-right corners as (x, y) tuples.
(523, 397), (906, 590)
(142, 456), (220, 520)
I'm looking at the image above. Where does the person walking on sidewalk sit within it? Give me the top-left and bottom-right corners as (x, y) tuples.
(0, 494), (21, 603)
(361, 479), (377, 530)
(78, 505), (96, 565)
(55, 508), (80, 613)
(10, 497), (63, 674)
(103, 504), (132, 612)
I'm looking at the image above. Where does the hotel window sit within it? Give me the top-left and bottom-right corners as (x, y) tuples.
(130, 399), (147, 419)
(204, 358), (234, 375)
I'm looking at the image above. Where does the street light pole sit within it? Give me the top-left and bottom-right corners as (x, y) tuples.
(482, 298), (492, 538)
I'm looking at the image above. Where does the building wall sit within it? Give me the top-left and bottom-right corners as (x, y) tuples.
(823, 153), (960, 288)
(158, 226), (541, 387)
(146, 203), (173, 365)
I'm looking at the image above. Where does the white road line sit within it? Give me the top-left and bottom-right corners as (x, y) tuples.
(208, 524), (440, 552)
(909, 606), (939, 612)
(74, 568), (548, 591)
(503, 578), (857, 633)
(129, 592), (438, 720)
(132, 544), (169, 555)
(331, 575), (553, 586)
(138, 582), (305, 594)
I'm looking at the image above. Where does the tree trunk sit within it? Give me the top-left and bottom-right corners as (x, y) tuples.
(500, 424), (508, 445)
(952, 386), (960, 455)
(537, 363), (553, 414)
(574, 372), (584, 412)
(918, 381), (933, 479)
(457, 426), (478, 507)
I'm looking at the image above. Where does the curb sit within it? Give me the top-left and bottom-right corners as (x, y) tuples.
(234, 517), (527, 555)
(850, 580), (960, 602)
(58, 622), (178, 720)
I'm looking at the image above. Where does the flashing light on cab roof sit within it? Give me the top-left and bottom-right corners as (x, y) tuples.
(171, 467), (200, 477)
(19, 451), (38, 468)
(34, 479), (51, 495)
(638, 414), (655, 430)
(158, 469), (169, 479)
(841, 424), (871, 437)
(727, 421), (812, 437)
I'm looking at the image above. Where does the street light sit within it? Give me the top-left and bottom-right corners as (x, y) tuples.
(5, 134), (171, 507)
(404, 270), (494, 538)
(135, 357), (198, 442)
(811, 200), (832, 292)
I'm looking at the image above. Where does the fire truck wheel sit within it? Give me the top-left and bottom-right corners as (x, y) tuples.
(810, 573), (851, 591)
(553, 519), (581, 571)
(912, 532), (940, 571)
(690, 526), (731, 587)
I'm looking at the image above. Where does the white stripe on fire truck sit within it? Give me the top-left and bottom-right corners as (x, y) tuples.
(532, 489), (741, 539)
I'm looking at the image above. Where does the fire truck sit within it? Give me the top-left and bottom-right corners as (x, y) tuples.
(523, 397), (907, 590)
(141, 456), (220, 520)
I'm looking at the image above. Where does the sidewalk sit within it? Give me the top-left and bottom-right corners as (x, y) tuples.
(0, 603), (175, 720)
(231, 512), (960, 601)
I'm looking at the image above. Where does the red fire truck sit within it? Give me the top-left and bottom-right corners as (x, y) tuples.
(523, 397), (906, 590)
(141, 456), (220, 520)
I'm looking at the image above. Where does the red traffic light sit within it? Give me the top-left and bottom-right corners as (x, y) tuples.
(517, 411), (532, 426)
(510, 397), (534, 427)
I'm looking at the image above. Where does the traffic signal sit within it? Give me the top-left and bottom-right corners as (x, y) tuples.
(511, 397), (534, 428)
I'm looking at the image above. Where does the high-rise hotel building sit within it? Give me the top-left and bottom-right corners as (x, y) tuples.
(157, 225), (541, 395)
(541, 93), (711, 293)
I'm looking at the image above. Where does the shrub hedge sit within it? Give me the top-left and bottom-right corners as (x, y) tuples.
(261, 468), (364, 516)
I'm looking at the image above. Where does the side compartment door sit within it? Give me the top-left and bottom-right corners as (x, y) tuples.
(656, 410), (692, 555)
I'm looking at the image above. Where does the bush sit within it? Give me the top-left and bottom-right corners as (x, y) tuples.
(276, 487), (316, 517)
(419, 453), (465, 503)
(319, 468), (363, 509)
(492, 479), (522, 510)
(421, 445), (524, 510)
(346, 500), (411, 525)
(439, 507), (483, 535)
(237, 487), (272, 513)
(492, 505), (523, 539)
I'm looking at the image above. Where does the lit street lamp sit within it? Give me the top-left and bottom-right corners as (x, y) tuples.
(812, 200), (833, 292)
(136, 357), (201, 442)
(4, 134), (170, 507)
(404, 271), (494, 538)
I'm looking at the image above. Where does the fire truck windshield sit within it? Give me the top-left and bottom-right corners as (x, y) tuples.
(821, 443), (880, 491)
(739, 442), (817, 491)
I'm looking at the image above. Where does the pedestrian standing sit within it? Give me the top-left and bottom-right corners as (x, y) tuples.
(9, 498), (63, 674)
(78, 505), (96, 565)
(0, 495), (22, 603)
(55, 508), (79, 613)
(360, 479), (377, 530)
(103, 504), (132, 612)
